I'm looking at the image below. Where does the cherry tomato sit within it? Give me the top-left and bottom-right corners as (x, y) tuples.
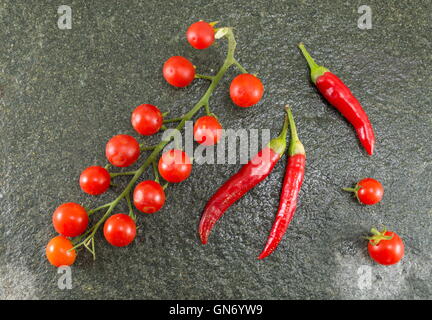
(345, 178), (384, 205)
(52, 202), (89, 237)
(367, 229), (404, 265)
(158, 149), (192, 183)
(46, 236), (76, 267)
(103, 214), (136, 247)
(186, 21), (215, 50)
(131, 104), (163, 136)
(105, 134), (140, 167)
(163, 56), (195, 88)
(229, 73), (264, 107)
(133, 180), (166, 214)
(79, 166), (111, 195)
(193, 115), (223, 146)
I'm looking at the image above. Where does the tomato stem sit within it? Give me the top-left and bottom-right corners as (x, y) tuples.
(72, 28), (246, 258)
(366, 227), (393, 246)
(152, 160), (160, 183)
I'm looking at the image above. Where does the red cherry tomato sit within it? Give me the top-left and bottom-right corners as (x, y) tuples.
(46, 236), (76, 267)
(186, 21), (215, 50)
(131, 104), (163, 136)
(79, 166), (111, 195)
(367, 229), (404, 265)
(133, 180), (166, 214)
(229, 73), (264, 107)
(345, 178), (384, 205)
(103, 214), (136, 247)
(52, 202), (89, 237)
(193, 115), (223, 146)
(163, 56), (195, 88)
(105, 134), (140, 167)
(158, 149), (192, 183)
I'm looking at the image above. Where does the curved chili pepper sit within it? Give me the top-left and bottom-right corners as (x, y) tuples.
(298, 43), (375, 155)
(259, 106), (305, 259)
(199, 110), (290, 244)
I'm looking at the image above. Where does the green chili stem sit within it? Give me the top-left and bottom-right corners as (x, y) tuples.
(298, 42), (329, 84)
(195, 74), (215, 81)
(286, 106), (305, 156)
(267, 109), (289, 156)
(110, 171), (137, 178)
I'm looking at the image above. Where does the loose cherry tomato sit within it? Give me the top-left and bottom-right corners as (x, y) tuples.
(131, 104), (163, 136)
(103, 214), (136, 247)
(158, 149), (192, 183)
(52, 202), (89, 237)
(193, 115), (223, 146)
(186, 21), (215, 49)
(133, 180), (166, 214)
(344, 178), (384, 205)
(367, 228), (404, 265)
(105, 134), (140, 167)
(163, 56), (195, 88)
(79, 166), (111, 195)
(46, 236), (76, 267)
(229, 73), (264, 107)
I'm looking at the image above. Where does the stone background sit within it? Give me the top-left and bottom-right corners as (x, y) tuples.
(0, 0), (431, 299)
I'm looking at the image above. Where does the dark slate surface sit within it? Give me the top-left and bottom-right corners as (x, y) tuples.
(0, 0), (431, 299)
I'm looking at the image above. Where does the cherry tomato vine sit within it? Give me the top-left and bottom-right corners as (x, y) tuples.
(46, 23), (261, 265)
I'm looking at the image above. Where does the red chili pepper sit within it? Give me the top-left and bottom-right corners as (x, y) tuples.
(259, 106), (305, 259)
(298, 43), (375, 155)
(199, 110), (290, 244)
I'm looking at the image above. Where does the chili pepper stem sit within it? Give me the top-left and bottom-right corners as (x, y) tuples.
(267, 109), (289, 155)
(298, 43), (329, 84)
(286, 106), (305, 156)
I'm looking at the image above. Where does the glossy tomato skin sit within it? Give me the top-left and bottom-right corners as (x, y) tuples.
(229, 73), (264, 107)
(158, 149), (192, 183)
(357, 178), (384, 205)
(103, 214), (136, 247)
(105, 134), (140, 167)
(186, 21), (215, 49)
(52, 202), (89, 237)
(79, 166), (111, 195)
(193, 115), (223, 146)
(133, 180), (166, 214)
(368, 231), (404, 265)
(46, 236), (76, 267)
(163, 56), (195, 88)
(131, 104), (163, 136)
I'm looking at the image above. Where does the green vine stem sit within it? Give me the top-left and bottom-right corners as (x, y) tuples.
(71, 28), (248, 257)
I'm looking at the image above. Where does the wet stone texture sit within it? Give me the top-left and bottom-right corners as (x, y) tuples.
(0, 0), (431, 299)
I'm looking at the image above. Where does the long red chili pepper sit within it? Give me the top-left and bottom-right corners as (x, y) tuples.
(298, 43), (375, 155)
(199, 110), (290, 244)
(259, 106), (305, 259)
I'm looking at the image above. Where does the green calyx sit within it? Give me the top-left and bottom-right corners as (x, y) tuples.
(267, 109), (289, 156)
(286, 106), (305, 156)
(366, 228), (393, 246)
(298, 42), (329, 84)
